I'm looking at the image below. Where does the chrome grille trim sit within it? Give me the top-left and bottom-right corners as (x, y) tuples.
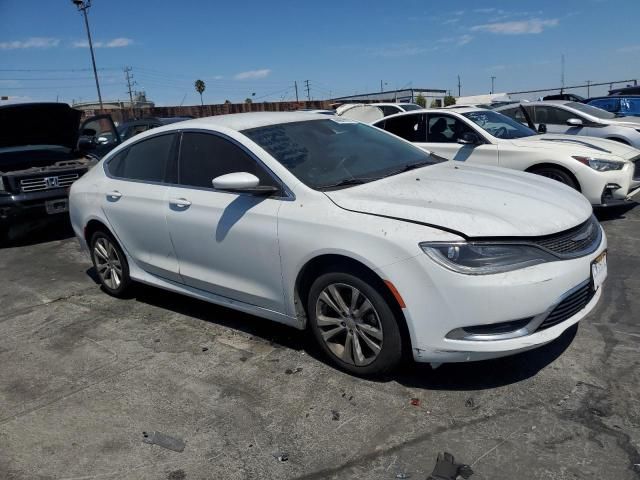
(19, 173), (79, 193)
(530, 215), (602, 259)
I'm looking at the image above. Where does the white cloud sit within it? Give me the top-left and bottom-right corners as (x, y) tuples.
(73, 37), (133, 48)
(234, 69), (271, 80)
(618, 45), (640, 53)
(0, 37), (60, 50)
(367, 43), (439, 57)
(474, 7), (496, 13)
(438, 35), (473, 46)
(212, 75), (224, 80)
(471, 18), (558, 34)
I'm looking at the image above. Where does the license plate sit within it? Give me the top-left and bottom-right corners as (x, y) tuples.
(45, 199), (68, 214)
(591, 251), (607, 291)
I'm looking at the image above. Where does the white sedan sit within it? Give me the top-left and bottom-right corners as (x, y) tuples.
(372, 107), (640, 206)
(70, 112), (607, 375)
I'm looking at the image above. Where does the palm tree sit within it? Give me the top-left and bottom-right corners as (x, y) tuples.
(194, 79), (206, 106)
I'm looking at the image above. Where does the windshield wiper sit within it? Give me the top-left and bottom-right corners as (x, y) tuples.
(317, 178), (370, 190)
(382, 160), (434, 178)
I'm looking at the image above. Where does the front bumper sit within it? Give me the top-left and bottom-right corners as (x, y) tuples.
(377, 228), (607, 363)
(0, 188), (71, 223)
(577, 161), (638, 206)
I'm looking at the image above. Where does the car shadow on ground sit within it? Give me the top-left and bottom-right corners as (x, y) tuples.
(594, 202), (637, 223)
(0, 217), (75, 248)
(87, 271), (578, 391)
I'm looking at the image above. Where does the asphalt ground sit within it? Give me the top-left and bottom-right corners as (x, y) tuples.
(1, 204), (639, 480)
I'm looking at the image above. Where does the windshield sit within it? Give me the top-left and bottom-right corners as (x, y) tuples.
(462, 110), (537, 139)
(400, 104), (423, 111)
(566, 102), (616, 119)
(243, 119), (442, 190)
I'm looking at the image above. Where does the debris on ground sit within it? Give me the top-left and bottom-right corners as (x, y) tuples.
(464, 397), (475, 409)
(427, 452), (473, 479)
(395, 472), (411, 479)
(142, 431), (185, 452)
(410, 398), (420, 407)
(273, 452), (289, 462)
(331, 410), (340, 421)
(285, 367), (303, 374)
(201, 347), (209, 352)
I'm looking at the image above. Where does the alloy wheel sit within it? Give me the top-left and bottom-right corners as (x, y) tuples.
(315, 283), (384, 366)
(93, 237), (123, 290)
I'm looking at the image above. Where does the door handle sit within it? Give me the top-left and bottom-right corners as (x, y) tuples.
(169, 197), (191, 208)
(106, 190), (122, 200)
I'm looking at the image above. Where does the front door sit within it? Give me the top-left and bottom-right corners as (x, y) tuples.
(100, 133), (181, 282)
(533, 105), (586, 135)
(165, 131), (285, 312)
(421, 113), (499, 165)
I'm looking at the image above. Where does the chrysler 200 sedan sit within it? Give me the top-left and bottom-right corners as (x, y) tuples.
(69, 112), (607, 375)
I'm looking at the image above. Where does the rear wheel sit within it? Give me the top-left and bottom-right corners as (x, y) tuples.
(90, 230), (132, 297)
(531, 166), (578, 190)
(307, 270), (403, 375)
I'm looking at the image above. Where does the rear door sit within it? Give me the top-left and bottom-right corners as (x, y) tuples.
(79, 114), (121, 159)
(101, 133), (181, 282)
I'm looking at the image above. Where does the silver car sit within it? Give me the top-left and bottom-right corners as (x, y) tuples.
(496, 100), (640, 148)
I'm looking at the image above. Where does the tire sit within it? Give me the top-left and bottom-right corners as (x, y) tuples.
(531, 166), (578, 190)
(90, 230), (132, 297)
(307, 269), (403, 376)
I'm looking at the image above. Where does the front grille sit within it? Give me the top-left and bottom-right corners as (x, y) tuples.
(532, 215), (601, 258)
(537, 282), (594, 331)
(20, 173), (79, 193)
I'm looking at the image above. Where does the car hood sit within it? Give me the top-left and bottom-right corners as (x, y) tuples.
(509, 134), (638, 160)
(0, 103), (82, 150)
(324, 162), (592, 238)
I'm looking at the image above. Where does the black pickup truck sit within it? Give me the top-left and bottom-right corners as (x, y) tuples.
(0, 103), (120, 240)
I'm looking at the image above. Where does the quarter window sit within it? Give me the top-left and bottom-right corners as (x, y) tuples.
(178, 132), (276, 189)
(107, 133), (175, 182)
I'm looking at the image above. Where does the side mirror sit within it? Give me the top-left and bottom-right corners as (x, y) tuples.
(537, 123), (547, 134)
(457, 132), (481, 145)
(566, 118), (583, 127)
(212, 172), (279, 195)
(77, 137), (96, 151)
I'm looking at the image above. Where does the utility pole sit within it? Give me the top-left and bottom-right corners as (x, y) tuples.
(490, 76), (496, 94)
(124, 66), (136, 118)
(585, 80), (591, 98)
(457, 75), (461, 97)
(71, 0), (103, 110)
(294, 81), (299, 102)
(304, 80), (311, 101)
(380, 80), (383, 93)
(561, 54), (565, 93)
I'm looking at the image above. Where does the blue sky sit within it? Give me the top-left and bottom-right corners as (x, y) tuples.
(1, 0), (639, 106)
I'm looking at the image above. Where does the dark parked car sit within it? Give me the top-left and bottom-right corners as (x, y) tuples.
(608, 85), (640, 96)
(587, 96), (640, 117)
(542, 93), (586, 102)
(116, 116), (194, 142)
(0, 103), (120, 240)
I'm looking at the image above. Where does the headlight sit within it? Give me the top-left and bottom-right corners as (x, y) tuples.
(420, 242), (556, 275)
(572, 156), (625, 172)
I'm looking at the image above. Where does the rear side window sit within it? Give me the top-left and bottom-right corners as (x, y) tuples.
(107, 133), (175, 182)
(178, 132), (276, 189)
(377, 114), (426, 142)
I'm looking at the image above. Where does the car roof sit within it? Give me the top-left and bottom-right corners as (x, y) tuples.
(157, 111), (331, 132)
(371, 107), (483, 123)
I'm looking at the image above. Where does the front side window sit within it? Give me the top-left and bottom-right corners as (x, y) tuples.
(178, 132), (276, 189)
(533, 106), (575, 125)
(107, 133), (175, 182)
(376, 113), (426, 142)
(243, 119), (441, 190)
(426, 114), (475, 143)
(463, 111), (536, 139)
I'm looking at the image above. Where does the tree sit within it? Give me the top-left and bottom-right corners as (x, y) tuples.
(415, 93), (426, 108)
(443, 95), (456, 106)
(224, 99), (231, 104)
(194, 79), (206, 106)
(244, 98), (253, 104)
(429, 99), (440, 108)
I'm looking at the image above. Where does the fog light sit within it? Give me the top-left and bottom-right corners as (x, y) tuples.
(601, 183), (622, 204)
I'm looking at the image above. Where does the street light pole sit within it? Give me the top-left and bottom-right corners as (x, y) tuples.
(72, 0), (103, 110)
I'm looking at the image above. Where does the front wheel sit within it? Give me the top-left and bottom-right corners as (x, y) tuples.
(307, 270), (403, 375)
(90, 230), (132, 297)
(531, 167), (578, 190)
